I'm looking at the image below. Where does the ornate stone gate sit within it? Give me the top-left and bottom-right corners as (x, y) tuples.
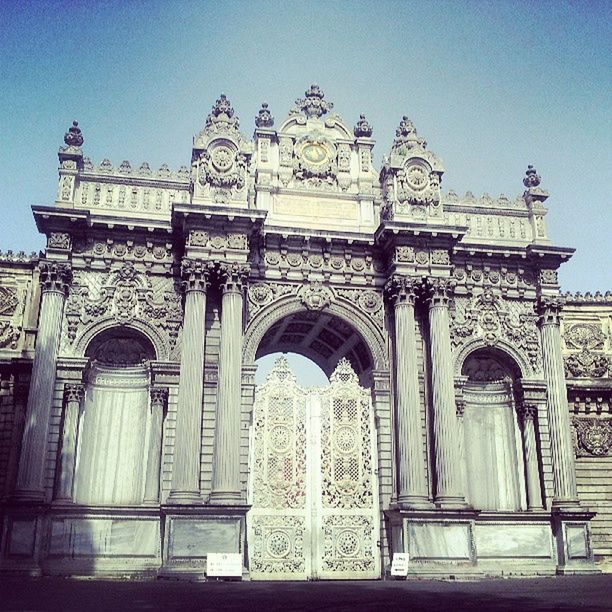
(247, 357), (380, 580)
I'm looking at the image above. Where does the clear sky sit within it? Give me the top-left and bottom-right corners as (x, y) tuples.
(0, 0), (610, 292)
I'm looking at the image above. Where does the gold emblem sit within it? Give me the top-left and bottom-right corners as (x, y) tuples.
(301, 143), (328, 165)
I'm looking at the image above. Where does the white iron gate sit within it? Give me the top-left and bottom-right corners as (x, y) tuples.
(247, 356), (380, 580)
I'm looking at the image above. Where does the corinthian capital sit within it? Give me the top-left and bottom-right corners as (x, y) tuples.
(518, 403), (538, 423)
(424, 277), (455, 307)
(218, 262), (250, 294)
(537, 295), (564, 326)
(63, 383), (84, 404)
(384, 275), (420, 306)
(39, 261), (72, 295)
(150, 386), (169, 411)
(181, 258), (213, 293)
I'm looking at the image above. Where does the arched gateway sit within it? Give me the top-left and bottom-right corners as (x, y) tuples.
(0, 86), (600, 579)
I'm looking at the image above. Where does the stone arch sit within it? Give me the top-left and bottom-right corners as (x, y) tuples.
(243, 294), (388, 377)
(74, 317), (168, 362)
(453, 337), (532, 380)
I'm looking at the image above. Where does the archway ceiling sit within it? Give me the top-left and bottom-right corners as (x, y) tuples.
(256, 310), (372, 378)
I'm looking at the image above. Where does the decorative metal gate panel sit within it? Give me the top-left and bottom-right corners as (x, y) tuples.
(247, 357), (380, 580)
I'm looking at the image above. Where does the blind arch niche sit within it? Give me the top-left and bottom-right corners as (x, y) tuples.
(73, 328), (157, 505)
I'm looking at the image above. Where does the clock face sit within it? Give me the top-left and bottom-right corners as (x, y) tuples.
(301, 143), (328, 165)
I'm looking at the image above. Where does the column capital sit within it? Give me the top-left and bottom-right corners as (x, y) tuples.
(63, 383), (84, 403)
(424, 277), (455, 307)
(39, 261), (72, 295)
(218, 262), (250, 294)
(537, 295), (565, 326)
(384, 274), (420, 306)
(181, 258), (213, 293)
(518, 402), (538, 423)
(150, 386), (169, 411)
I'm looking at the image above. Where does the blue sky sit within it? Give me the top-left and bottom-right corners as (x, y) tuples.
(0, 0), (610, 292)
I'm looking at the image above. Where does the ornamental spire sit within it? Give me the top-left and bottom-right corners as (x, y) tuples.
(523, 164), (541, 188)
(204, 93), (239, 132)
(293, 84), (334, 118)
(255, 102), (274, 128)
(392, 115), (427, 153)
(354, 114), (373, 138)
(63, 120), (83, 148)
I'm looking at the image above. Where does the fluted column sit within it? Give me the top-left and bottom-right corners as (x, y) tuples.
(168, 259), (211, 504)
(55, 383), (84, 502)
(425, 278), (466, 507)
(14, 261), (71, 502)
(144, 387), (168, 504)
(518, 403), (543, 510)
(538, 297), (579, 507)
(386, 275), (429, 508)
(455, 399), (468, 497)
(210, 263), (249, 505)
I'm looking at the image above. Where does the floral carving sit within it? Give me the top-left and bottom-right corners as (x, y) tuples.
(0, 287), (19, 316)
(299, 282), (333, 311)
(564, 323), (605, 351)
(572, 418), (612, 456)
(0, 321), (20, 349)
(64, 262), (182, 349)
(451, 290), (541, 372)
(47, 232), (71, 250)
(565, 350), (609, 378)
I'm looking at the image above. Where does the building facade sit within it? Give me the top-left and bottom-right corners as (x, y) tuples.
(0, 86), (610, 579)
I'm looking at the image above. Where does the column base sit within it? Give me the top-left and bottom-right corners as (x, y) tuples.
(434, 495), (470, 510)
(208, 490), (243, 505)
(552, 508), (599, 575)
(395, 496), (434, 511)
(166, 490), (203, 505)
(10, 490), (46, 504)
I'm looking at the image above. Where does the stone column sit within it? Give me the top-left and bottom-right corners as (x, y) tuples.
(425, 278), (466, 507)
(144, 387), (168, 504)
(210, 263), (249, 505)
(168, 259), (211, 504)
(386, 275), (429, 508)
(538, 297), (579, 507)
(14, 261), (71, 502)
(55, 383), (84, 502)
(519, 403), (543, 510)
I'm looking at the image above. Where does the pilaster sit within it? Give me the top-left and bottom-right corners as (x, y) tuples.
(144, 387), (168, 504)
(54, 383), (84, 502)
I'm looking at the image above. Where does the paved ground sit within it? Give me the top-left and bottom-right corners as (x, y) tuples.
(0, 575), (611, 612)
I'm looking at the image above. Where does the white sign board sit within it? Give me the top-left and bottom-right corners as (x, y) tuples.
(206, 552), (243, 578)
(390, 553), (409, 577)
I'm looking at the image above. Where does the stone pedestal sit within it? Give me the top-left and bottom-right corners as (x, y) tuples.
(14, 262), (71, 502)
(210, 264), (249, 505)
(168, 259), (211, 504)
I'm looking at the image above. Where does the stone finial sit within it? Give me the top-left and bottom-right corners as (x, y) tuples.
(294, 84), (333, 118)
(255, 102), (274, 128)
(523, 164), (541, 188)
(205, 93), (239, 131)
(354, 114), (373, 138)
(63, 120), (83, 148)
(392, 115), (426, 152)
